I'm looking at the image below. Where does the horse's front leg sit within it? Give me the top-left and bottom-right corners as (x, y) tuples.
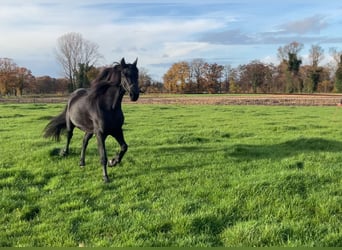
(95, 132), (109, 182)
(109, 128), (128, 167)
(79, 132), (93, 167)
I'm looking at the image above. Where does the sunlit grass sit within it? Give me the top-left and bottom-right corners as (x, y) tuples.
(0, 103), (341, 246)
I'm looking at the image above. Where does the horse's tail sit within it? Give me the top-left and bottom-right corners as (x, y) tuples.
(44, 106), (67, 141)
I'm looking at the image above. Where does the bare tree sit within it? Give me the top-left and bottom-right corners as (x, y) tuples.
(327, 47), (342, 79)
(55, 32), (102, 91)
(138, 67), (152, 93)
(309, 44), (324, 68)
(329, 47), (342, 65)
(277, 41), (304, 62)
(189, 58), (206, 93)
(222, 64), (232, 93)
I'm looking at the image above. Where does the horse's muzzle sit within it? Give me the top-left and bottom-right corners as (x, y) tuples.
(130, 90), (139, 101)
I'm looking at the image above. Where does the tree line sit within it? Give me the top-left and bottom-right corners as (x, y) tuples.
(0, 57), (69, 95)
(161, 41), (342, 94)
(0, 32), (157, 96)
(2, 34), (342, 96)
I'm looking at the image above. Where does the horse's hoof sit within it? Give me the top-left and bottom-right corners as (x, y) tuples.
(60, 150), (68, 157)
(59, 148), (69, 157)
(79, 161), (85, 167)
(108, 159), (119, 167)
(103, 176), (110, 183)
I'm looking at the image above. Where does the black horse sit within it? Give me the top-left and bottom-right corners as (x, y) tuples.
(44, 58), (139, 182)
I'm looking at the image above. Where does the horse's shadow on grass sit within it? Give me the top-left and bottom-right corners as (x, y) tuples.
(156, 137), (342, 162)
(228, 137), (342, 161)
(145, 137), (342, 176)
(47, 137), (342, 180)
(49, 148), (62, 157)
(49, 147), (83, 157)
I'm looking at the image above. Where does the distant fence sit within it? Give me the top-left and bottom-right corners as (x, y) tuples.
(1, 94), (342, 106)
(0, 97), (68, 104)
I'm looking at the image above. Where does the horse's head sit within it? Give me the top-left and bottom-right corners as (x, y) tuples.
(120, 58), (140, 102)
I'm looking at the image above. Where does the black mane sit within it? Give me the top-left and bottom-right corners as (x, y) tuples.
(89, 81), (114, 98)
(91, 63), (121, 87)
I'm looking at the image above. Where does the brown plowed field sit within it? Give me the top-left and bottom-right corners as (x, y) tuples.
(2, 94), (342, 106)
(134, 94), (342, 106)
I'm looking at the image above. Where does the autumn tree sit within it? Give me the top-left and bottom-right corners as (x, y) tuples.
(34, 76), (55, 93)
(0, 58), (17, 95)
(238, 61), (274, 93)
(163, 61), (190, 93)
(33, 76), (68, 94)
(0, 58), (34, 95)
(273, 61), (289, 93)
(16, 67), (35, 95)
(55, 32), (102, 92)
(202, 63), (224, 93)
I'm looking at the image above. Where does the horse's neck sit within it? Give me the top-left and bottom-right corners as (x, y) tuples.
(104, 85), (124, 110)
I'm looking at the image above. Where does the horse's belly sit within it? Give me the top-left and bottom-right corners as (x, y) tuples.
(72, 117), (94, 132)
(69, 107), (94, 132)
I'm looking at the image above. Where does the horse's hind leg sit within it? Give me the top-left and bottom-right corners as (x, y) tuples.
(80, 132), (93, 167)
(109, 128), (128, 167)
(61, 124), (74, 156)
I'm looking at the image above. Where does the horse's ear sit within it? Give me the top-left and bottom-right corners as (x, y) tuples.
(120, 58), (126, 66)
(133, 58), (138, 66)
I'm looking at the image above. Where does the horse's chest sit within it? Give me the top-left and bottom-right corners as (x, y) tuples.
(101, 110), (124, 131)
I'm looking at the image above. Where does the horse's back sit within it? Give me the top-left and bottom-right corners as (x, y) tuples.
(68, 88), (88, 106)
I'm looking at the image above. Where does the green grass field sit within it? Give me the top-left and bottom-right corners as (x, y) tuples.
(0, 103), (341, 247)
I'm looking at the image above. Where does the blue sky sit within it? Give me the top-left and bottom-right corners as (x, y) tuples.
(1, 0), (342, 80)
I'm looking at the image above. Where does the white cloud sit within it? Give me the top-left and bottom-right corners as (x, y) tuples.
(0, 0), (228, 78)
(162, 42), (210, 58)
(277, 15), (328, 35)
(1, 0), (342, 79)
(260, 55), (279, 66)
